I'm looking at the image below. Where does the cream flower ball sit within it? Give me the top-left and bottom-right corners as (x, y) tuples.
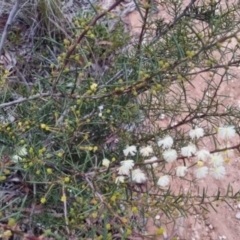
(217, 126), (236, 139)
(157, 136), (174, 149)
(176, 166), (188, 177)
(157, 175), (170, 187)
(118, 160), (134, 175)
(123, 145), (137, 156)
(163, 149), (178, 163)
(189, 127), (204, 139)
(132, 169), (147, 183)
(181, 143), (197, 157)
(140, 146), (154, 157)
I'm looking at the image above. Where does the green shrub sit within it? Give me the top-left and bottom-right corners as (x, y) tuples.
(1, 0), (240, 239)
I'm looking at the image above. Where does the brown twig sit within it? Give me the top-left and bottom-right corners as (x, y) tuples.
(64, 0), (124, 64)
(136, 0), (151, 54)
(0, 0), (20, 56)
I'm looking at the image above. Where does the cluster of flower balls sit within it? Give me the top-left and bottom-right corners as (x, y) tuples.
(102, 126), (236, 187)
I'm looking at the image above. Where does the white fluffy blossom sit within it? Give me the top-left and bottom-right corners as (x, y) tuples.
(194, 166), (208, 179)
(132, 169), (147, 183)
(102, 158), (110, 168)
(209, 153), (224, 167)
(115, 176), (125, 184)
(181, 144), (197, 157)
(140, 146), (153, 157)
(98, 105), (104, 117)
(210, 166), (226, 179)
(118, 160), (134, 175)
(157, 175), (170, 187)
(195, 149), (210, 161)
(144, 156), (158, 168)
(157, 136), (174, 149)
(163, 149), (178, 163)
(16, 146), (28, 156)
(12, 146), (28, 163)
(189, 127), (204, 139)
(123, 145), (137, 156)
(218, 126), (236, 139)
(12, 155), (22, 162)
(176, 166), (188, 177)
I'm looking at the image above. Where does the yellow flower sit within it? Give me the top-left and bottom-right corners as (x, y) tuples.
(29, 147), (34, 154)
(8, 218), (16, 227)
(40, 197), (46, 204)
(0, 176), (7, 181)
(2, 230), (12, 238)
(225, 158), (230, 163)
(131, 206), (138, 213)
(64, 177), (70, 182)
(88, 146), (93, 151)
(197, 160), (204, 167)
(126, 228), (132, 236)
(61, 195), (67, 202)
(90, 83), (98, 91)
(57, 152), (64, 157)
(63, 39), (70, 46)
(156, 227), (165, 235)
(47, 168), (53, 174)
(106, 223), (111, 230)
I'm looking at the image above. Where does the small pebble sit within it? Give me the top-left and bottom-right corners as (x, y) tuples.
(205, 219), (211, 226)
(219, 236), (227, 240)
(209, 224), (213, 230)
(159, 114), (165, 120)
(235, 212), (240, 219)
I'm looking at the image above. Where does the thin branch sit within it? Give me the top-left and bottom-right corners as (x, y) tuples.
(136, 0), (151, 54)
(64, 0), (124, 66)
(0, 0), (20, 56)
(52, 0), (124, 91)
(0, 92), (52, 109)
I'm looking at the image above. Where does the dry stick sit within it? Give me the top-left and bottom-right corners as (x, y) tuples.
(0, 0), (20, 56)
(53, 0), (125, 89)
(0, 92), (52, 109)
(0, 92), (80, 109)
(62, 185), (70, 234)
